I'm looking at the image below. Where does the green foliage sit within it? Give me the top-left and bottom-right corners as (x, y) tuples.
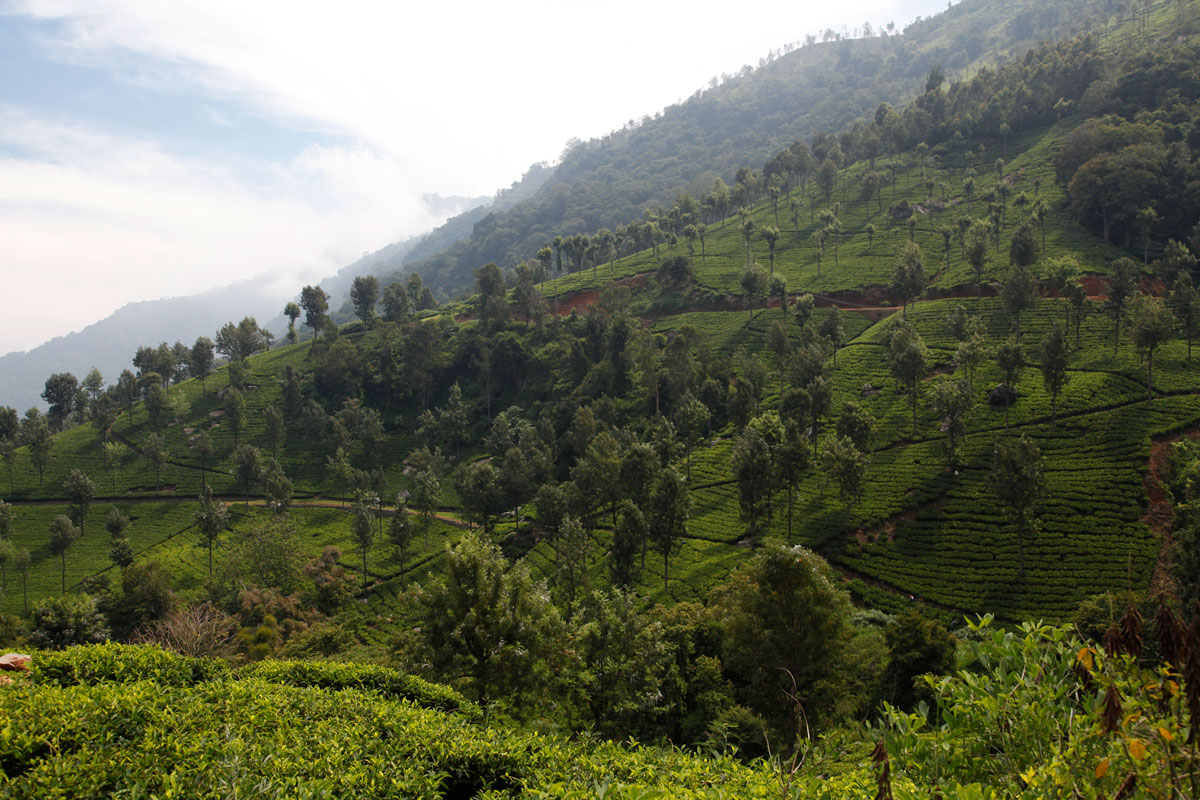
(0, 659), (778, 797)
(30, 642), (227, 687)
(881, 610), (956, 710)
(238, 659), (477, 716)
(27, 594), (108, 650)
(881, 615), (1199, 799)
(410, 531), (560, 704)
(717, 541), (866, 738)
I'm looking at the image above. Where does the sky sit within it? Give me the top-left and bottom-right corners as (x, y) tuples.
(0, 0), (950, 356)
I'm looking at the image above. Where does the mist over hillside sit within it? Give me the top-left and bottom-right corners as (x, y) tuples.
(0, 279), (282, 413)
(0, 193), (486, 413)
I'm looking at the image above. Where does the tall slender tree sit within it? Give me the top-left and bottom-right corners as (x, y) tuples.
(761, 226), (780, 275)
(47, 514), (78, 594)
(195, 486), (229, 579)
(1040, 323), (1070, 428)
(1107, 258), (1139, 355)
(62, 469), (96, 538)
(991, 436), (1046, 581)
(1130, 294), (1176, 401)
(353, 493), (374, 587)
(649, 468), (692, 592)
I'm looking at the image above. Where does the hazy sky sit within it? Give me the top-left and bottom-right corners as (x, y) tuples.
(0, 0), (949, 355)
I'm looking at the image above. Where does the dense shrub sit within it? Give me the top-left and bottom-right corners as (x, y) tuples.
(29, 642), (228, 687)
(237, 659), (477, 716)
(26, 595), (109, 650)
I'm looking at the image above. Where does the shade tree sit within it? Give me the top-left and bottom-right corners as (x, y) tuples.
(610, 501), (645, 588)
(62, 469), (96, 538)
(820, 434), (870, 526)
(21, 408), (53, 487)
(144, 433), (168, 488)
(389, 495), (414, 564)
(42, 372), (78, 432)
(1040, 323), (1070, 427)
(885, 320), (930, 437)
(929, 377), (974, 468)
(891, 242), (926, 316)
(1000, 262), (1038, 337)
(47, 514), (78, 594)
(732, 426), (772, 542)
(352, 493), (374, 587)
(1169, 273), (1200, 361)
(649, 468), (691, 592)
(991, 435), (1046, 581)
(740, 264), (769, 323)
(1129, 293), (1176, 402)
(299, 285), (330, 337)
(283, 302), (301, 342)
(350, 275), (380, 325)
(1106, 257), (1139, 354)
(195, 486), (229, 579)
(994, 337), (1026, 429)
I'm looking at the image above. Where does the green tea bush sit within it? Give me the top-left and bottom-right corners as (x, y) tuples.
(0, 663), (778, 798)
(30, 642), (228, 687)
(237, 658), (478, 716)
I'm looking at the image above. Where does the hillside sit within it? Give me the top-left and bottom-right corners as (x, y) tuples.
(0, 12), (1195, 618)
(4, 1), (1200, 792)
(404, 0), (1125, 295)
(3, 21), (1193, 619)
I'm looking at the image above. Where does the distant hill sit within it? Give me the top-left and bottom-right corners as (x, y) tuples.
(0, 276), (286, 413)
(404, 0), (1122, 294)
(0, 194), (486, 413)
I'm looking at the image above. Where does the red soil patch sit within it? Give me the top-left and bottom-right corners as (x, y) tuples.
(542, 272), (652, 319)
(463, 264), (1167, 327)
(1071, 274), (1159, 301)
(553, 287), (602, 317)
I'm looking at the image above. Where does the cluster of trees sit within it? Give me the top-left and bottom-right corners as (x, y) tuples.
(7, 316), (275, 460)
(398, 531), (954, 749)
(3, 492), (361, 663)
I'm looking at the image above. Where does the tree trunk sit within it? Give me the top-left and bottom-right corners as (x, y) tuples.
(60, 552), (66, 594)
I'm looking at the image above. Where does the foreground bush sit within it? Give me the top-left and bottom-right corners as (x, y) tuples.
(238, 658), (478, 716)
(0, 670), (776, 797)
(29, 642), (228, 687)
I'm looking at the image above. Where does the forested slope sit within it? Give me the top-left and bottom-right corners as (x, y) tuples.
(5, 3), (1200, 792)
(404, 0), (1125, 294)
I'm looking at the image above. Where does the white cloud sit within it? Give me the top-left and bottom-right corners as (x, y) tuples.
(0, 107), (449, 353)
